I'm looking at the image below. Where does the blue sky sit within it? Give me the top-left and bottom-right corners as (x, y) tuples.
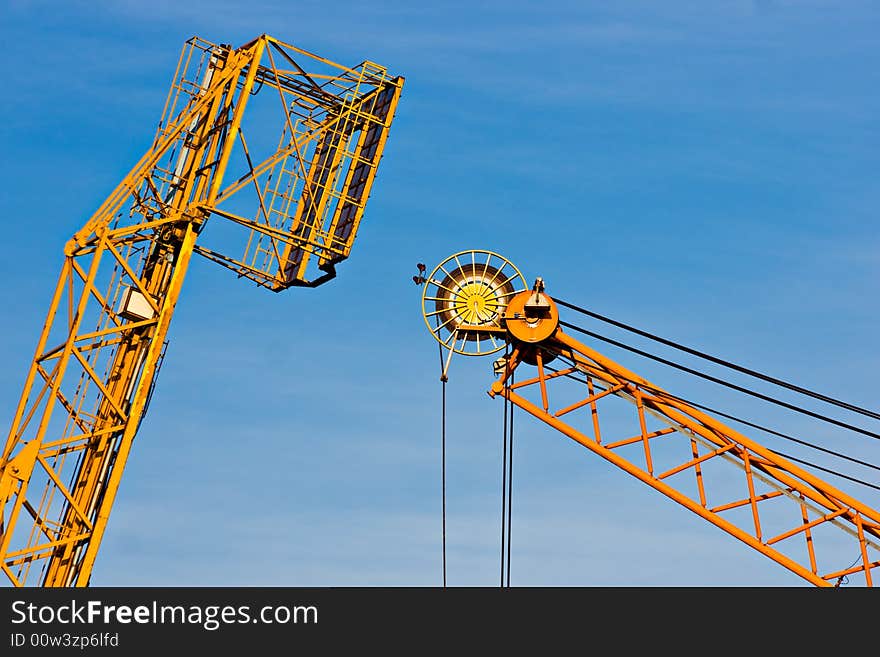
(1, 1), (878, 586)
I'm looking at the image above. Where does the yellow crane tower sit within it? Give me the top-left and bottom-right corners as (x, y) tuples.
(0, 34), (403, 587)
(420, 250), (880, 586)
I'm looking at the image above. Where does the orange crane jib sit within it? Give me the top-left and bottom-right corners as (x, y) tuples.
(420, 250), (880, 587)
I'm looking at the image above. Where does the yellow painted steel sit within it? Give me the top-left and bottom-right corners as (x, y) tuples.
(420, 249), (527, 357)
(0, 35), (403, 587)
(428, 252), (880, 586)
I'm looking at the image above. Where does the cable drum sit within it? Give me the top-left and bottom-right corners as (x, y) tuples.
(434, 264), (513, 338)
(421, 250), (526, 356)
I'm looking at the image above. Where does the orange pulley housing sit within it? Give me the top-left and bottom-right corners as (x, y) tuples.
(502, 278), (560, 344)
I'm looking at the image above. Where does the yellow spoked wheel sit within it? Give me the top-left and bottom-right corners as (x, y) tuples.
(421, 250), (527, 356)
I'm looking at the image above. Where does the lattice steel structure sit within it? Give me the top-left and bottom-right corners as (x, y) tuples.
(0, 34), (403, 586)
(422, 251), (880, 586)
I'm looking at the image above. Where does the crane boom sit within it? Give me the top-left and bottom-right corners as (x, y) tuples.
(0, 34), (403, 587)
(420, 251), (880, 586)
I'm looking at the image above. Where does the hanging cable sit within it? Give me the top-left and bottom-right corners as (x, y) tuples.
(436, 321), (447, 588)
(555, 298), (880, 422)
(558, 320), (880, 443)
(441, 377), (447, 588)
(506, 368), (515, 588)
(500, 343), (509, 587)
(835, 553), (863, 587)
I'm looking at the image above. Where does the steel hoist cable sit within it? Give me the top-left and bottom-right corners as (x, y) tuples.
(436, 318), (448, 588)
(439, 351), (448, 587)
(500, 350), (508, 587)
(556, 298), (880, 422)
(558, 320), (880, 443)
(500, 351), (515, 588)
(543, 352), (880, 492)
(506, 369), (514, 588)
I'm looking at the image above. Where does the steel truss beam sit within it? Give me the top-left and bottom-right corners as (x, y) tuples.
(0, 34), (402, 586)
(491, 329), (880, 586)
